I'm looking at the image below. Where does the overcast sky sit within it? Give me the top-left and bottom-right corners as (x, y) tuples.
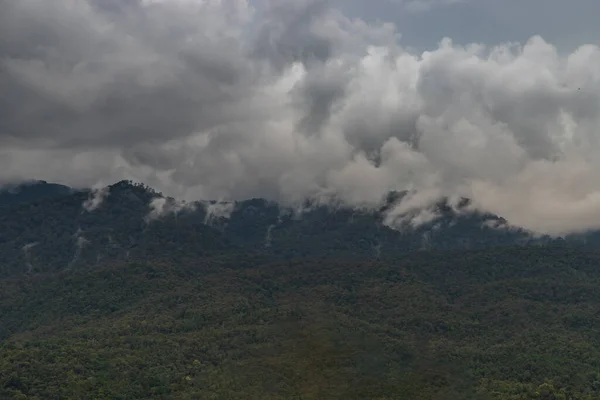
(341, 0), (600, 51)
(1, 0), (600, 235)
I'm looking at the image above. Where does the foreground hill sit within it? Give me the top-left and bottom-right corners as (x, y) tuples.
(0, 180), (548, 277)
(1, 246), (600, 399)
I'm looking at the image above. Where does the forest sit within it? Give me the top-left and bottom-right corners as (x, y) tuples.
(1, 181), (600, 399)
(0, 180), (549, 277)
(2, 246), (600, 399)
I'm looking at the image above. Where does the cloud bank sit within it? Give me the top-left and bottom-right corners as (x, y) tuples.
(1, 0), (600, 235)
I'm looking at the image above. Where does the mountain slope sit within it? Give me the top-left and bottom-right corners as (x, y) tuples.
(1, 180), (600, 398)
(0, 181), (235, 277)
(1, 247), (600, 399)
(0, 180), (546, 277)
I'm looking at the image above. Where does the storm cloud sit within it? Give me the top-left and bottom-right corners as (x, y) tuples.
(1, 0), (600, 235)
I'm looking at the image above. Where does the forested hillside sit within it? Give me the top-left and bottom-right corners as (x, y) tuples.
(0, 180), (547, 277)
(2, 180), (600, 399)
(0, 181), (73, 207)
(2, 246), (600, 399)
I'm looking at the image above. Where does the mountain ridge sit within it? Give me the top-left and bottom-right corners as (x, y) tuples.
(0, 180), (75, 207)
(0, 178), (556, 277)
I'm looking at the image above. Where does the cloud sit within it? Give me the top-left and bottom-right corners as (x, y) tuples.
(202, 201), (235, 225)
(1, 0), (600, 235)
(68, 228), (90, 269)
(83, 185), (110, 212)
(22, 242), (39, 273)
(382, 188), (443, 229)
(146, 196), (195, 222)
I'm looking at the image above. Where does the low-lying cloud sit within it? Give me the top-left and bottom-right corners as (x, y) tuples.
(146, 196), (195, 222)
(83, 186), (110, 212)
(1, 0), (600, 235)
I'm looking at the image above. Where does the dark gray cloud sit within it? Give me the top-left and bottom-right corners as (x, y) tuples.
(0, 0), (255, 148)
(293, 61), (350, 134)
(252, 0), (334, 68)
(2, 0), (600, 235)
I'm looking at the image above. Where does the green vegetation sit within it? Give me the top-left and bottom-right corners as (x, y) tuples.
(2, 246), (600, 399)
(0, 180), (542, 278)
(0, 181), (72, 207)
(1, 180), (599, 398)
(0, 181), (234, 277)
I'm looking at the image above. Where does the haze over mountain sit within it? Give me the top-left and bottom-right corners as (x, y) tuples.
(0, 178), (579, 278)
(0, 179), (536, 275)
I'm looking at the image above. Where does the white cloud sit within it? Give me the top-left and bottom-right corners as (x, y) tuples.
(83, 185), (110, 212)
(203, 201), (235, 225)
(1, 1), (600, 235)
(146, 196), (195, 222)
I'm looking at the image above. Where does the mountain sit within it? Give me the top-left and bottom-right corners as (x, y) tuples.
(1, 179), (600, 399)
(0, 180), (73, 207)
(0, 181), (235, 277)
(0, 180), (547, 277)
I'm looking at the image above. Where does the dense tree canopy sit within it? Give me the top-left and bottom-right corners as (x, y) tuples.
(1, 181), (600, 398)
(0, 180), (549, 278)
(1, 247), (600, 399)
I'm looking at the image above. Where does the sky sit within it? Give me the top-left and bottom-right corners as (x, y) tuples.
(1, 0), (600, 235)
